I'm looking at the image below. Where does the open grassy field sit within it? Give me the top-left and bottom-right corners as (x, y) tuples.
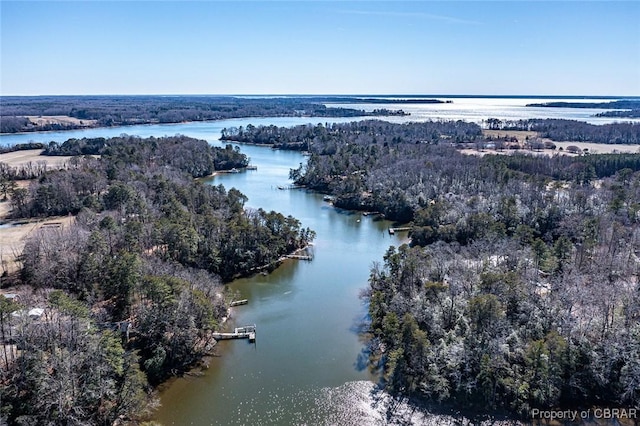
(0, 149), (75, 170)
(26, 115), (97, 128)
(477, 130), (640, 156)
(0, 214), (75, 274)
(0, 149), (79, 274)
(552, 141), (640, 154)
(483, 129), (538, 143)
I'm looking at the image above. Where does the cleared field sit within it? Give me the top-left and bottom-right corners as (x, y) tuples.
(0, 149), (97, 274)
(0, 149), (75, 169)
(461, 144), (640, 157)
(26, 115), (97, 127)
(479, 130), (640, 156)
(0, 215), (75, 274)
(553, 141), (640, 154)
(483, 129), (538, 143)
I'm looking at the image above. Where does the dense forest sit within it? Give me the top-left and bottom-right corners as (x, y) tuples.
(226, 119), (640, 417)
(221, 119), (483, 151)
(363, 162), (640, 417)
(225, 120), (640, 222)
(0, 96), (405, 133)
(0, 135), (314, 424)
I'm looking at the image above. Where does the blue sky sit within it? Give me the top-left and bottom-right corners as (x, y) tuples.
(1, 1), (639, 96)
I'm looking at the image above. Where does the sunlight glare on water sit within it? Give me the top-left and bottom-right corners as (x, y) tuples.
(326, 97), (638, 125)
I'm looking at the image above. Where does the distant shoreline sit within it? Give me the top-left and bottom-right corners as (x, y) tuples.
(3, 94), (638, 135)
(0, 95), (410, 135)
(3, 94), (637, 99)
(0, 112), (411, 136)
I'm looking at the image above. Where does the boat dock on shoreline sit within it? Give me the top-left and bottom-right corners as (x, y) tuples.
(388, 227), (411, 235)
(212, 325), (256, 342)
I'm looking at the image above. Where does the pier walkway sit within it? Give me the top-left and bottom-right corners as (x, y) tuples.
(286, 254), (313, 261)
(388, 227), (411, 235)
(212, 325), (256, 342)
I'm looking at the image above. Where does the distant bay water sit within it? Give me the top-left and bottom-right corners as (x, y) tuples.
(326, 96), (639, 125)
(1, 96), (638, 147)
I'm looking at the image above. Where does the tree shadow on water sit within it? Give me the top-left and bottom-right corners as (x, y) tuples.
(351, 313), (376, 372)
(355, 349), (370, 372)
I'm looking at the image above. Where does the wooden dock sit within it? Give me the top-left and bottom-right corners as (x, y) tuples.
(212, 325), (256, 342)
(277, 184), (306, 190)
(388, 226), (411, 235)
(286, 254), (313, 261)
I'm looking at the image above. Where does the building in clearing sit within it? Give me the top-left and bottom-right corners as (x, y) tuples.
(28, 308), (44, 319)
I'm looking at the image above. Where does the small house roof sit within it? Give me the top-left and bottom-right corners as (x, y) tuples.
(28, 308), (44, 319)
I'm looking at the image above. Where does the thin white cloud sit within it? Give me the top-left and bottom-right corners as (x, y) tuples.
(338, 9), (482, 25)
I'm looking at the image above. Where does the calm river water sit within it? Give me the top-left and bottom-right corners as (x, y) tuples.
(156, 143), (414, 425)
(1, 98), (635, 424)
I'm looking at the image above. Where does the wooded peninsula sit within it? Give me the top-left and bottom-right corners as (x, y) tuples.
(0, 135), (314, 424)
(526, 100), (640, 119)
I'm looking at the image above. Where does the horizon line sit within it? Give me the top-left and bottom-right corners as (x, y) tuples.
(1, 94), (639, 99)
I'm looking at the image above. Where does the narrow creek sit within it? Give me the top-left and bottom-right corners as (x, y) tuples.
(154, 141), (411, 425)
